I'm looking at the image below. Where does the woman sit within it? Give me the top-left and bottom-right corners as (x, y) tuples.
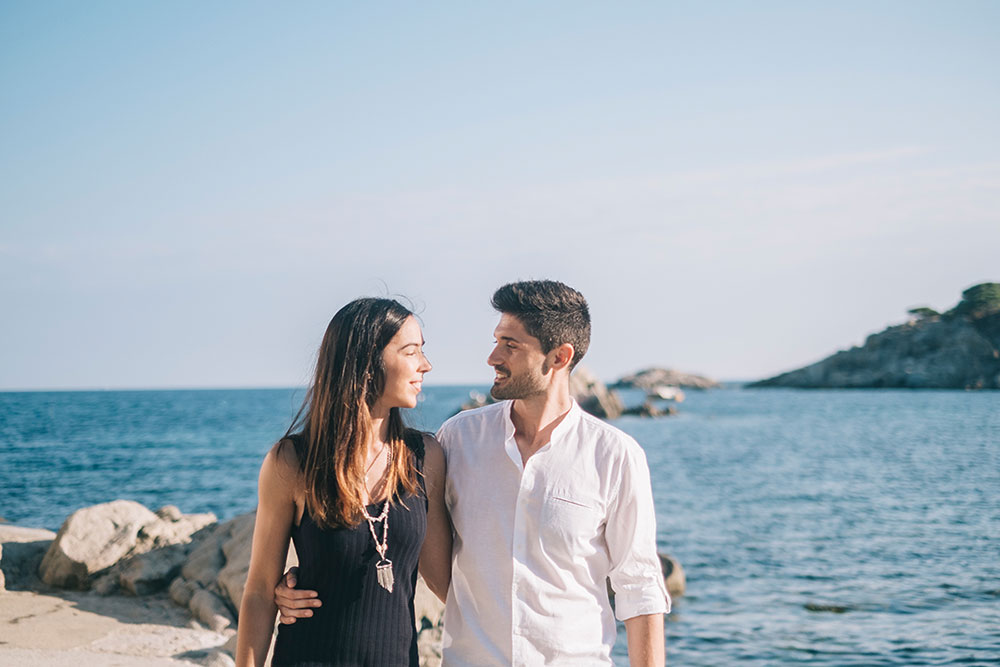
(236, 298), (452, 667)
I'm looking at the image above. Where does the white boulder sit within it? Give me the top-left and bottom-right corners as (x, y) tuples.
(39, 500), (158, 589)
(38, 500), (217, 591)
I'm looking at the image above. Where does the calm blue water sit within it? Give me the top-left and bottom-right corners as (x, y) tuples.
(1, 387), (998, 664)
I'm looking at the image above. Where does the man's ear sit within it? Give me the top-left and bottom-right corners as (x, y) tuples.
(548, 343), (575, 372)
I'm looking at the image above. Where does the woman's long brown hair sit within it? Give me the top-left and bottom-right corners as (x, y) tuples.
(283, 298), (422, 529)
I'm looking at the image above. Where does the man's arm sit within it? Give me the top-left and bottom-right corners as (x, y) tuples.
(604, 440), (670, 663)
(624, 613), (665, 667)
(274, 567), (321, 623)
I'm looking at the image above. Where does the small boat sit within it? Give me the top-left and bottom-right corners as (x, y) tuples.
(650, 385), (685, 402)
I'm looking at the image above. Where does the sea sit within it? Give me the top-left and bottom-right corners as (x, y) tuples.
(1, 386), (998, 665)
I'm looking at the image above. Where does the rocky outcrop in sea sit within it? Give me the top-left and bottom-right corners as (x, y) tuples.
(612, 367), (721, 390)
(751, 283), (1000, 389)
(569, 365), (625, 419)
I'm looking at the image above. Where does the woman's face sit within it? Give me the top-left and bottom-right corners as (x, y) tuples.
(373, 315), (432, 414)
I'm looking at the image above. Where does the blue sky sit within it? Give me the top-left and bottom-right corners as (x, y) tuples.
(2, 2), (998, 388)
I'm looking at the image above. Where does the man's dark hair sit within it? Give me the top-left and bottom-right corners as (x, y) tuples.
(491, 280), (591, 370)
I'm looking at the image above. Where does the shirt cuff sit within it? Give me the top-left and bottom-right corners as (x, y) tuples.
(614, 584), (671, 621)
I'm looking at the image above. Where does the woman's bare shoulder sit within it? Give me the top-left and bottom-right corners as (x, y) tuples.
(420, 433), (445, 478)
(421, 432), (443, 457)
(263, 437), (304, 487)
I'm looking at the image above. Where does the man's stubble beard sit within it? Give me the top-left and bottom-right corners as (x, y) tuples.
(489, 361), (549, 401)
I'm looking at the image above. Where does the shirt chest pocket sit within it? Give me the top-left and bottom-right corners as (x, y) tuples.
(539, 492), (603, 548)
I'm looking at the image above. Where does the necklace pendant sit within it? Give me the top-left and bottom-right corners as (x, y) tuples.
(376, 558), (394, 592)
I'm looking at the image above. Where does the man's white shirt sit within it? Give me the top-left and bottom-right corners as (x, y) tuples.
(436, 399), (669, 666)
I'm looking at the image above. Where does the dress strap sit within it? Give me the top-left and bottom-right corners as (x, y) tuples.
(402, 428), (426, 463)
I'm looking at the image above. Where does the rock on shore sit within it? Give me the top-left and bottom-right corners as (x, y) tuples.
(751, 283), (1000, 389)
(39, 500), (216, 593)
(0, 524), (57, 591)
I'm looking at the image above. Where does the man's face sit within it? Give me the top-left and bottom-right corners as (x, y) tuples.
(487, 314), (549, 400)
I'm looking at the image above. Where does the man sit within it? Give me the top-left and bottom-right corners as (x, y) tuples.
(277, 280), (669, 665)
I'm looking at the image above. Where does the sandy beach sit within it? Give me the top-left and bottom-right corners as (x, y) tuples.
(0, 587), (232, 666)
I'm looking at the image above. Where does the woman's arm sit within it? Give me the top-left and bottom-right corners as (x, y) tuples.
(235, 442), (299, 667)
(418, 433), (452, 603)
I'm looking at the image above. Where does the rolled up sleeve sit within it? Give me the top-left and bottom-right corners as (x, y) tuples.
(605, 443), (670, 621)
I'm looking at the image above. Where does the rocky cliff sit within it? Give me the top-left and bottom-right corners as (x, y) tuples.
(751, 283), (1000, 390)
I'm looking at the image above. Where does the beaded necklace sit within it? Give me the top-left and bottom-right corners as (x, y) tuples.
(362, 443), (394, 592)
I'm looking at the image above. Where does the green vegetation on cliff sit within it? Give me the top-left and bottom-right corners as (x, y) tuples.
(950, 283), (1000, 320)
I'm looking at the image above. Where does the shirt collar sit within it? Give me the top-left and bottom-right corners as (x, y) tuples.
(502, 397), (581, 444)
(549, 398), (581, 445)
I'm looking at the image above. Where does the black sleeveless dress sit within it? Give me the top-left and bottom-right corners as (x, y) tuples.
(272, 430), (427, 667)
